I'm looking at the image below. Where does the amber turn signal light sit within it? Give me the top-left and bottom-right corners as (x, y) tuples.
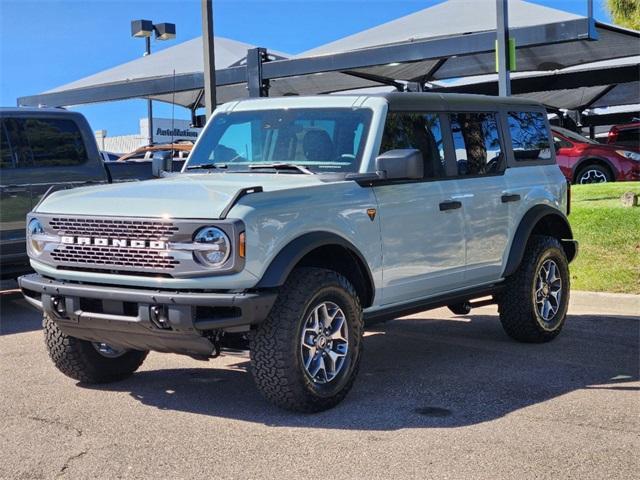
(239, 232), (246, 258)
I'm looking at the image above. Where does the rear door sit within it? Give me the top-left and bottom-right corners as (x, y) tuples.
(0, 118), (31, 267)
(373, 112), (466, 305)
(447, 111), (510, 286)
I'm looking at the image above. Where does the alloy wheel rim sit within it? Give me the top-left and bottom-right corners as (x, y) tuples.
(300, 301), (349, 384)
(535, 259), (562, 324)
(579, 169), (607, 184)
(92, 342), (126, 358)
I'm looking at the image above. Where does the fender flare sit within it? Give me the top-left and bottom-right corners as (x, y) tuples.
(503, 205), (576, 278)
(255, 231), (375, 296)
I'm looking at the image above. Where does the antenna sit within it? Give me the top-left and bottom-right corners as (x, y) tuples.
(171, 69), (176, 158)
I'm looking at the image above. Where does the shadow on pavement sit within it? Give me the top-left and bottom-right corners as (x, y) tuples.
(84, 311), (639, 430)
(0, 291), (41, 335)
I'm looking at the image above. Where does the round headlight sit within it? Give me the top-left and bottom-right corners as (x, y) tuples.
(193, 226), (231, 267)
(27, 218), (45, 255)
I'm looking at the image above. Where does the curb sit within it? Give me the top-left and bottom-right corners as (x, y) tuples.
(570, 290), (640, 316)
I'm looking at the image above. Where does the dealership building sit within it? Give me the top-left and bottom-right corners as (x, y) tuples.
(94, 117), (202, 154)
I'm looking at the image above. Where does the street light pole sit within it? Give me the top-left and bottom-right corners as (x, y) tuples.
(131, 19), (176, 145)
(145, 36), (153, 144)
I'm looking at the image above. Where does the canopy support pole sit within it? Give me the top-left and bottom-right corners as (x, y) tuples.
(247, 48), (269, 97)
(496, 0), (511, 96)
(201, 0), (217, 118)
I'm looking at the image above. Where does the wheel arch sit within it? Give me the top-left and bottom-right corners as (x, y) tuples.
(572, 156), (616, 183)
(255, 232), (375, 308)
(503, 205), (577, 278)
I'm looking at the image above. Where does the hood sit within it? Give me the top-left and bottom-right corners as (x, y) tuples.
(36, 173), (326, 219)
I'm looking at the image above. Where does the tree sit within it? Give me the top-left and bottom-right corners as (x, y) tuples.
(605, 0), (640, 30)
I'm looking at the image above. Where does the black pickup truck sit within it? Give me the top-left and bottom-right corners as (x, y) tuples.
(0, 107), (179, 278)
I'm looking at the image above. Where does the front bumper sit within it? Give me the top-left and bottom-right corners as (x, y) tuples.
(18, 273), (277, 355)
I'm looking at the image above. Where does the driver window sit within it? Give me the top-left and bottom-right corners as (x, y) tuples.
(450, 112), (503, 176)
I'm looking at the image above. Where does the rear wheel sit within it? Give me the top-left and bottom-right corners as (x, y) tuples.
(497, 236), (570, 343)
(576, 164), (612, 184)
(250, 267), (363, 412)
(43, 315), (148, 383)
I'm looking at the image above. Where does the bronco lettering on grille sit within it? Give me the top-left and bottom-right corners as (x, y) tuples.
(60, 236), (166, 250)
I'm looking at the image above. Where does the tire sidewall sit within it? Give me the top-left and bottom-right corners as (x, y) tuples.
(294, 282), (362, 399)
(529, 245), (570, 333)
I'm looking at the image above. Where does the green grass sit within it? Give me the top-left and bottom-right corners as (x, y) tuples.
(569, 182), (640, 294)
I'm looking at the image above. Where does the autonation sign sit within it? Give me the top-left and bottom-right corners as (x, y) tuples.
(140, 118), (202, 144)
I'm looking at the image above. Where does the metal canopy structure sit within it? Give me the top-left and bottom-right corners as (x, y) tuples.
(17, 0), (639, 114)
(430, 56), (640, 110)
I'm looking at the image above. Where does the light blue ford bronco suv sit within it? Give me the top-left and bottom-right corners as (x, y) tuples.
(19, 93), (577, 412)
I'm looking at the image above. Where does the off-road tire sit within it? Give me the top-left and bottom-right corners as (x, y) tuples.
(497, 235), (570, 343)
(250, 267), (364, 413)
(43, 315), (148, 383)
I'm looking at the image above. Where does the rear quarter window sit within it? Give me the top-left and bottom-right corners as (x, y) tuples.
(9, 117), (89, 168)
(507, 112), (552, 162)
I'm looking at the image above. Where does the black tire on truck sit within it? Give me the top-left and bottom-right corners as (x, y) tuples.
(43, 315), (148, 383)
(250, 267), (364, 412)
(497, 235), (570, 343)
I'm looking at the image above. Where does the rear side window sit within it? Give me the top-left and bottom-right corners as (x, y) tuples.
(508, 112), (552, 161)
(5, 117), (88, 168)
(380, 112), (445, 179)
(450, 112), (503, 176)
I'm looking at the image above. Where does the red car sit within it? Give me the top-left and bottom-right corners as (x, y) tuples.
(551, 126), (640, 184)
(607, 122), (640, 150)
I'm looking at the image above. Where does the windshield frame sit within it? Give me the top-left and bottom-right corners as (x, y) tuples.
(184, 107), (374, 175)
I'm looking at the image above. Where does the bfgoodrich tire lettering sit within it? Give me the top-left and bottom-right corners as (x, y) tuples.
(250, 267), (364, 412)
(43, 315), (148, 383)
(497, 235), (570, 343)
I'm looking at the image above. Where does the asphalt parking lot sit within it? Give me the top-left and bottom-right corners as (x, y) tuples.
(0, 287), (638, 480)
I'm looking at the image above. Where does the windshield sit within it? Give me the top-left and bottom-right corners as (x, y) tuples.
(186, 108), (373, 173)
(553, 126), (598, 144)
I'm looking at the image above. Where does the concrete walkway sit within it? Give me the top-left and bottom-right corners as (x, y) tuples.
(570, 291), (640, 317)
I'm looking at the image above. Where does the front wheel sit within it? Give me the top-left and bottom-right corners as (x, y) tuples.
(576, 164), (612, 184)
(250, 267), (364, 412)
(497, 236), (570, 343)
(43, 315), (148, 383)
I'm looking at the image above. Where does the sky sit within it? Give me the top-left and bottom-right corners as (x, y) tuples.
(0, 0), (612, 137)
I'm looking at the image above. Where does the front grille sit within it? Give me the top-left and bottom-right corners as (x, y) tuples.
(51, 244), (179, 270)
(46, 216), (182, 274)
(49, 217), (179, 239)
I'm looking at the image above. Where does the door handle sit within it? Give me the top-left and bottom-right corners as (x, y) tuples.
(439, 200), (462, 211)
(501, 193), (521, 203)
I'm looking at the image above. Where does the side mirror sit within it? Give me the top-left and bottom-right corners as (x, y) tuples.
(151, 151), (173, 178)
(553, 141), (561, 153)
(375, 149), (423, 180)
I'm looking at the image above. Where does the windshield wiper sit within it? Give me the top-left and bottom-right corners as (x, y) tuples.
(186, 163), (227, 170)
(248, 163), (314, 175)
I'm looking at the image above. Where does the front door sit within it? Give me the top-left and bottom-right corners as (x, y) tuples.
(373, 112), (465, 305)
(0, 119), (32, 269)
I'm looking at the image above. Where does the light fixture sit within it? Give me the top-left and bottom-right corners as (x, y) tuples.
(130, 19), (153, 38)
(155, 22), (176, 41)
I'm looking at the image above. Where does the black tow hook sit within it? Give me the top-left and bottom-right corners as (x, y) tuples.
(149, 305), (171, 330)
